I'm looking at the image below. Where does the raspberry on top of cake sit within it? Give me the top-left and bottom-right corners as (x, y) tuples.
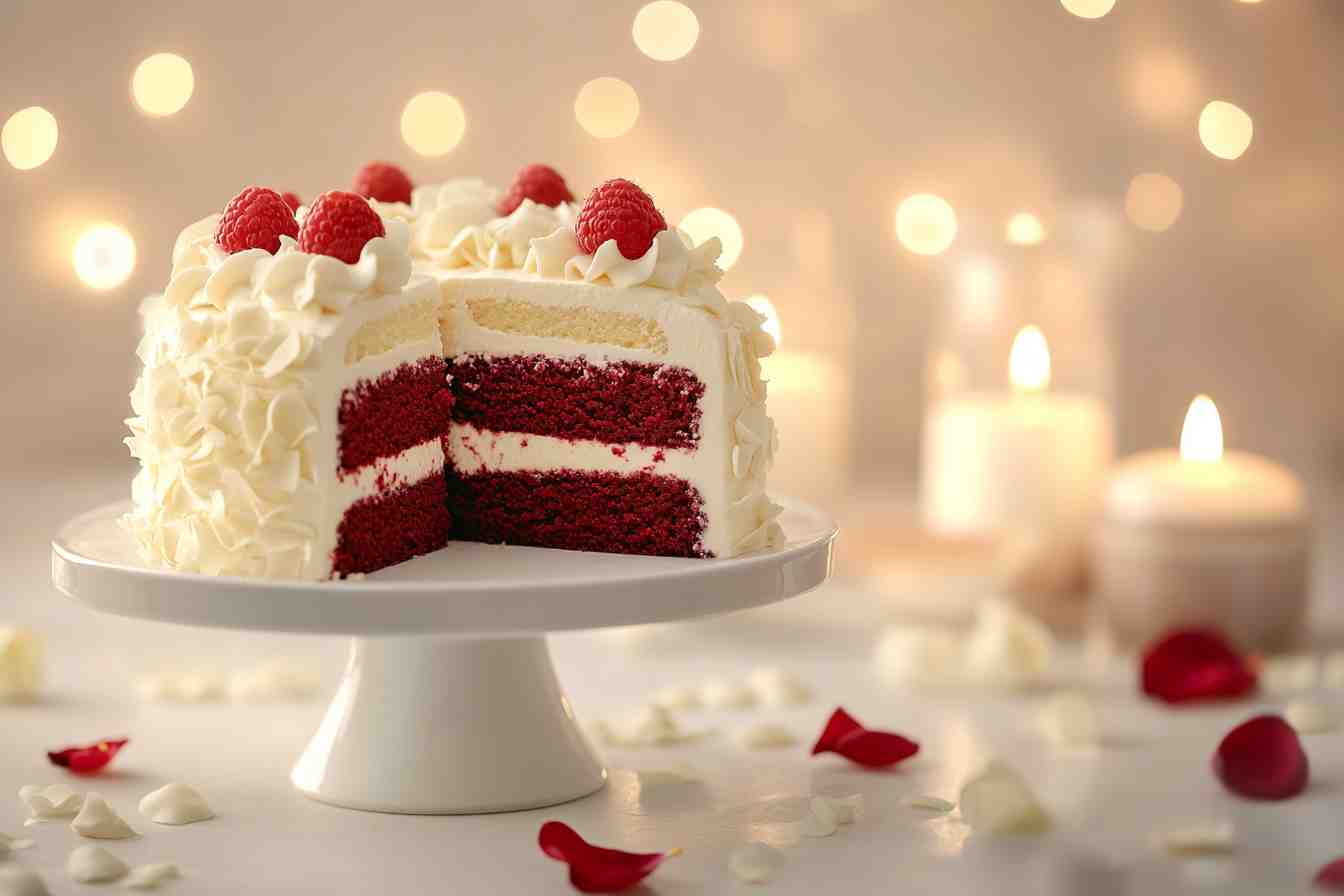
(124, 187), (450, 579)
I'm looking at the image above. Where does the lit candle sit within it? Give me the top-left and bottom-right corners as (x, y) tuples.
(920, 326), (1115, 610)
(1096, 396), (1310, 650)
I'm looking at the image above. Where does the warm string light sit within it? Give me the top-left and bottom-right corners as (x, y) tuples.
(895, 194), (957, 256)
(1180, 395), (1224, 463)
(1060, 0), (1116, 19)
(574, 77), (640, 139)
(72, 224), (136, 290)
(1125, 173), (1184, 232)
(1009, 325), (1051, 394)
(2, 106), (58, 170)
(131, 54), (195, 117)
(632, 2), (700, 61)
(1199, 101), (1254, 160)
(679, 207), (743, 269)
(745, 295), (781, 347)
(401, 91), (466, 156)
(1005, 212), (1046, 246)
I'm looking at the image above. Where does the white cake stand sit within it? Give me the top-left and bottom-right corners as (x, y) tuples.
(51, 499), (836, 815)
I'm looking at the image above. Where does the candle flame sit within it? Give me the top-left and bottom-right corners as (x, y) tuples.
(1008, 325), (1050, 393)
(1180, 394), (1223, 462)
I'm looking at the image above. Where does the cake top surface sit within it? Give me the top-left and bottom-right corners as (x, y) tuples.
(371, 177), (726, 296)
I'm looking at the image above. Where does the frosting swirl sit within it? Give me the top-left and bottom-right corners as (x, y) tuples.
(524, 227), (724, 294)
(437, 199), (576, 269)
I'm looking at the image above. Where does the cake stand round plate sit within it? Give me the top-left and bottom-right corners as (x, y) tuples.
(51, 498), (836, 815)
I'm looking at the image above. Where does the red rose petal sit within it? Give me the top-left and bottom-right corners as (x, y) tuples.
(1315, 857), (1344, 890)
(1213, 714), (1309, 800)
(538, 821), (673, 893)
(47, 737), (129, 775)
(1141, 627), (1257, 704)
(811, 707), (920, 769)
(811, 706), (864, 754)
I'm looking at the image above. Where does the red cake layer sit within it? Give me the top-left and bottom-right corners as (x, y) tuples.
(330, 474), (452, 577)
(449, 469), (710, 558)
(339, 357), (453, 472)
(448, 355), (705, 450)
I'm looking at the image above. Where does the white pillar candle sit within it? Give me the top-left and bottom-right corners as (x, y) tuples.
(1095, 395), (1310, 650)
(920, 327), (1114, 605)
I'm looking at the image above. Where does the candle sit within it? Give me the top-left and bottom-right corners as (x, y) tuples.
(1095, 395), (1310, 650)
(920, 326), (1114, 612)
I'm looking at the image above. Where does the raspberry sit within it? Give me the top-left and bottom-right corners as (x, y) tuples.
(214, 187), (299, 255)
(298, 191), (386, 264)
(280, 191), (302, 213)
(497, 164), (575, 216)
(575, 179), (667, 260)
(353, 161), (413, 205)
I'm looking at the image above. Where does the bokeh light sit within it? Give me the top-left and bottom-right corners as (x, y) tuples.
(745, 295), (781, 347)
(401, 91), (466, 156)
(2, 106), (58, 170)
(1128, 49), (1199, 126)
(1059, 0), (1115, 19)
(1125, 173), (1184, 232)
(679, 207), (743, 269)
(1198, 101), (1253, 160)
(632, 2), (700, 62)
(131, 54), (195, 117)
(1005, 212), (1046, 246)
(574, 77), (640, 139)
(895, 194), (957, 256)
(73, 224), (136, 290)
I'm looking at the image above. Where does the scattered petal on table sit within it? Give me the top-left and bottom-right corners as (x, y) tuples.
(46, 738), (128, 775)
(1141, 628), (1256, 705)
(1213, 714), (1309, 800)
(538, 821), (675, 893)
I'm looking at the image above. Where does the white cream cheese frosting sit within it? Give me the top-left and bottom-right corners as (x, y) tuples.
(124, 215), (441, 578)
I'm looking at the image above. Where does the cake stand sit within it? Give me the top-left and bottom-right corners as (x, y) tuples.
(51, 499), (836, 815)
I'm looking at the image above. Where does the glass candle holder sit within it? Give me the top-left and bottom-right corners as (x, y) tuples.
(919, 212), (1120, 627)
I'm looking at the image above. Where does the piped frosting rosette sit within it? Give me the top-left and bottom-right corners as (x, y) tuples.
(524, 226), (725, 295)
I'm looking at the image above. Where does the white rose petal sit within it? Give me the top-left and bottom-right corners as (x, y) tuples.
(0, 628), (42, 702)
(958, 761), (1051, 835)
(70, 794), (137, 840)
(649, 684), (701, 711)
(1155, 821), (1237, 856)
(67, 845), (130, 884)
(906, 795), (955, 813)
(124, 863), (181, 890)
(728, 841), (785, 884)
(138, 783), (214, 826)
(736, 723), (798, 750)
(747, 667), (812, 706)
(1284, 699), (1339, 735)
(1259, 654), (1318, 694)
(1037, 691), (1099, 749)
(699, 678), (758, 710)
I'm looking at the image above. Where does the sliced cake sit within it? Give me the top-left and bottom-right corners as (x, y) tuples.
(125, 188), (451, 578)
(380, 168), (782, 559)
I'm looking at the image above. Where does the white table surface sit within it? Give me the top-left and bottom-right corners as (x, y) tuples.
(2, 469), (1342, 895)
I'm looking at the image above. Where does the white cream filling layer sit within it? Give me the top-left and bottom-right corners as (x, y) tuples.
(335, 439), (446, 513)
(448, 425), (701, 481)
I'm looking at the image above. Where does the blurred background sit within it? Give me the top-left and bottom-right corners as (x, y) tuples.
(2, 0), (1342, 615)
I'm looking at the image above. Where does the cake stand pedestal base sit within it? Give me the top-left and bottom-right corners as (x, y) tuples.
(291, 635), (606, 814)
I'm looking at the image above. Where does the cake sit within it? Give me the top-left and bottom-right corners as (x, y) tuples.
(125, 165), (780, 579)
